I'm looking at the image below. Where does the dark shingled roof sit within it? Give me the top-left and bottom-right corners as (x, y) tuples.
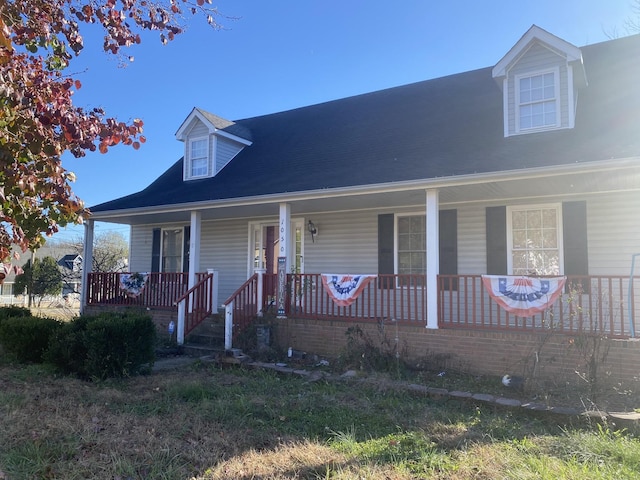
(91, 34), (640, 213)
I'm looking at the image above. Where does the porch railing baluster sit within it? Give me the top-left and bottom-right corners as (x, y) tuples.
(86, 272), (638, 340)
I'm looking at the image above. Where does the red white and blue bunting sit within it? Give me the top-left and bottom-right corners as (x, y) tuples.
(119, 272), (149, 298)
(481, 275), (566, 317)
(321, 274), (377, 307)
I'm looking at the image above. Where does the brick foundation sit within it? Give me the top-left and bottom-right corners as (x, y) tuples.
(272, 317), (640, 388)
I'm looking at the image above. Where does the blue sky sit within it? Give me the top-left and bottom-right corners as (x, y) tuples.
(56, 0), (636, 241)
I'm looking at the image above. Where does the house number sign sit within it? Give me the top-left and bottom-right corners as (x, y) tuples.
(277, 256), (286, 317)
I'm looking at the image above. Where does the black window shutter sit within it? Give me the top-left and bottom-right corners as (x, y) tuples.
(151, 228), (161, 272)
(486, 206), (507, 275)
(183, 226), (191, 273)
(378, 214), (395, 289)
(562, 201), (589, 292)
(439, 209), (458, 290)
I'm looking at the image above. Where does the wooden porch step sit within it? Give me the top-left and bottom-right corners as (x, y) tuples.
(189, 314), (224, 336)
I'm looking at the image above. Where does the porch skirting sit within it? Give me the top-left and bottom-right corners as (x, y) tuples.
(272, 316), (640, 389)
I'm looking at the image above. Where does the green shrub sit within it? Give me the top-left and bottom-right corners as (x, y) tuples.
(45, 315), (92, 375)
(0, 315), (62, 363)
(46, 312), (157, 380)
(0, 306), (32, 322)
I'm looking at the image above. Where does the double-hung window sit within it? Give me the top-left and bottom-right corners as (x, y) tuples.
(516, 69), (559, 131)
(161, 228), (183, 273)
(189, 137), (208, 178)
(397, 215), (426, 286)
(507, 204), (562, 275)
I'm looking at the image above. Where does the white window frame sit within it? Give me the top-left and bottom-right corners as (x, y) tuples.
(506, 203), (564, 276)
(394, 212), (426, 287)
(515, 67), (560, 133)
(186, 136), (209, 179)
(160, 227), (184, 273)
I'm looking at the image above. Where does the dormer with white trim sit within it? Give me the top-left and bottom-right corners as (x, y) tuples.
(175, 108), (252, 181)
(492, 25), (587, 137)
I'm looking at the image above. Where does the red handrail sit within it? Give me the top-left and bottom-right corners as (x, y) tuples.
(174, 273), (215, 338)
(223, 273), (259, 339)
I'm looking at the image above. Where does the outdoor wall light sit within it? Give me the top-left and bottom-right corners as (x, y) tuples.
(307, 220), (318, 242)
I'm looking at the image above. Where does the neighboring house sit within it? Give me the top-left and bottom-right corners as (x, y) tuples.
(83, 26), (640, 383)
(0, 246), (77, 305)
(58, 254), (82, 299)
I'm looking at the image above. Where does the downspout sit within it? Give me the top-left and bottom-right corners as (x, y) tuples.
(629, 253), (639, 338)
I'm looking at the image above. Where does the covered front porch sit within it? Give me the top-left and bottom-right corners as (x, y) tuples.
(81, 159), (640, 347)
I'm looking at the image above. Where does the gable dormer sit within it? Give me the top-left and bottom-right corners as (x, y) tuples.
(492, 25), (586, 137)
(175, 108), (252, 181)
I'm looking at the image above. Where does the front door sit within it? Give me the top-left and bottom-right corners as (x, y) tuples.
(251, 220), (304, 308)
(251, 220), (304, 275)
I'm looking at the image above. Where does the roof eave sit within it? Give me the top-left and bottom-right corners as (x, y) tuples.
(89, 157), (640, 222)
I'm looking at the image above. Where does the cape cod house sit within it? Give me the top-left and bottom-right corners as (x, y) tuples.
(82, 26), (640, 383)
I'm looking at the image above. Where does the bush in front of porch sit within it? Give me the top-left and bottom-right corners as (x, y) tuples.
(45, 311), (157, 380)
(0, 313), (62, 363)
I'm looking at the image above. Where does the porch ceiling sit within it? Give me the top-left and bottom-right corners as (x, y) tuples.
(93, 163), (639, 226)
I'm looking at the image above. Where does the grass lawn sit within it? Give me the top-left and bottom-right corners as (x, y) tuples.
(1, 359), (639, 480)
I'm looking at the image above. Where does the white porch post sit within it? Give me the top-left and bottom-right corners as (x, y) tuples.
(255, 267), (266, 317)
(207, 268), (219, 313)
(80, 219), (95, 316)
(177, 302), (186, 345)
(224, 302), (233, 350)
(277, 203), (291, 318)
(188, 211), (201, 289)
(426, 189), (439, 329)
(176, 211), (201, 346)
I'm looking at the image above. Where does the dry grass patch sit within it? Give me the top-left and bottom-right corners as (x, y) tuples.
(200, 440), (348, 480)
(1, 361), (639, 480)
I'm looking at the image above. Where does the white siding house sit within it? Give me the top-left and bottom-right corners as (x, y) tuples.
(83, 25), (640, 349)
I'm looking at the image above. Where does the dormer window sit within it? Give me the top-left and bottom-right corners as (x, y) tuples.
(176, 107), (253, 181)
(492, 26), (585, 138)
(516, 69), (559, 132)
(189, 137), (209, 178)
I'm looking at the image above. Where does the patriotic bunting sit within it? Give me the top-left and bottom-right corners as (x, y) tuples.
(321, 274), (377, 307)
(119, 272), (149, 298)
(481, 275), (566, 317)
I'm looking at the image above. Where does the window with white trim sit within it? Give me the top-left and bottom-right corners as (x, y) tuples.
(507, 205), (562, 275)
(397, 215), (426, 285)
(516, 70), (559, 131)
(161, 228), (183, 273)
(188, 137), (208, 178)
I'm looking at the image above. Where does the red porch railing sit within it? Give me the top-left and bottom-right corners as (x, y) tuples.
(223, 273), (260, 342)
(438, 275), (639, 338)
(86, 272), (209, 308)
(175, 272), (216, 339)
(284, 273), (426, 324)
(276, 273), (638, 338)
(88, 271), (639, 343)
